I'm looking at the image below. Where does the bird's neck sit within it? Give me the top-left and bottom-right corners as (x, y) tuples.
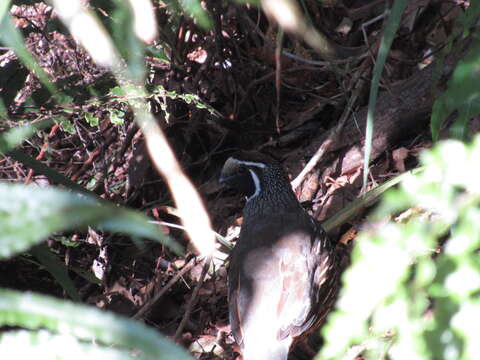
(242, 184), (302, 222)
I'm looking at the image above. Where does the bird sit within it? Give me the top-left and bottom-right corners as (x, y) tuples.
(220, 151), (342, 360)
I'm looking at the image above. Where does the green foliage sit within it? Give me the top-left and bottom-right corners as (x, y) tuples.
(0, 98), (6, 118)
(0, 329), (139, 360)
(177, 0), (212, 29)
(430, 5), (480, 141)
(323, 168), (423, 233)
(29, 244), (81, 301)
(84, 112), (100, 127)
(0, 8), (58, 97)
(109, 0), (146, 82)
(0, 1), (197, 357)
(363, 0), (406, 190)
(146, 44), (170, 63)
(0, 289), (194, 360)
(109, 108), (126, 125)
(107, 84), (217, 112)
(0, 118), (53, 153)
(318, 136), (480, 360)
(0, 182), (181, 259)
(0, 0), (11, 21)
(150, 85), (221, 116)
(56, 116), (76, 134)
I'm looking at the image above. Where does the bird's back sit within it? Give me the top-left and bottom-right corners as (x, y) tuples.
(229, 211), (340, 359)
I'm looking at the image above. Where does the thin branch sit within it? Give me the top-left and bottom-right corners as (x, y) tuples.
(174, 256), (212, 342)
(133, 257), (198, 320)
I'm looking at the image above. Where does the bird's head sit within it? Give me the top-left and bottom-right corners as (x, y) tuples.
(219, 151), (289, 202)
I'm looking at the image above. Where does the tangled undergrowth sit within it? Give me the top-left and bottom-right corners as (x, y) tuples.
(1, 1), (479, 359)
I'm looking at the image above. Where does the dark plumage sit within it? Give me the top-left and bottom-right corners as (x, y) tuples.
(220, 151), (342, 360)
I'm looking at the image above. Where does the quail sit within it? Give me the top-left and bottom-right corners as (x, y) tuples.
(220, 151), (342, 360)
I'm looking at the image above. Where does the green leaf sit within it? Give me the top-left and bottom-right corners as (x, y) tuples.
(0, 118), (54, 153)
(318, 135), (480, 360)
(110, 108), (125, 125)
(363, 0), (407, 190)
(0, 0), (11, 21)
(30, 243), (81, 302)
(58, 117), (76, 134)
(7, 149), (93, 195)
(323, 167), (422, 233)
(0, 98), (7, 119)
(110, 86), (125, 97)
(146, 45), (170, 63)
(109, 0), (146, 82)
(179, 0), (212, 29)
(0, 289), (194, 360)
(0, 14), (58, 97)
(431, 28), (480, 141)
(84, 112), (100, 127)
(0, 183), (181, 259)
(0, 329), (141, 360)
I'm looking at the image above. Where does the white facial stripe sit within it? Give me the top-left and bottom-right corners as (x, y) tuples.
(246, 168), (261, 201)
(232, 158), (267, 169)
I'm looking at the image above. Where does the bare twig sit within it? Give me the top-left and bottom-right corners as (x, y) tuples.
(174, 256), (212, 342)
(133, 257), (197, 320)
(151, 220), (234, 249)
(291, 60), (371, 189)
(291, 87), (361, 189)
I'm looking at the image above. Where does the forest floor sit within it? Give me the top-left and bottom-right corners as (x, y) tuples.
(0, 1), (472, 359)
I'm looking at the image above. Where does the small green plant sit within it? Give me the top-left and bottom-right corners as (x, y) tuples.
(430, 3), (480, 141)
(318, 135), (480, 360)
(0, 0), (212, 356)
(0, 289), (193, 360)
(84, 112), (100, 127)
(0, 175), (191, 359)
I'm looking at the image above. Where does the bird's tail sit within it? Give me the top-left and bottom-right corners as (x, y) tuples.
(242, 337), (291, 360)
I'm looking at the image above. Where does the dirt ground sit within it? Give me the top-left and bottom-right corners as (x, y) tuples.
(0, 1), (472, 359)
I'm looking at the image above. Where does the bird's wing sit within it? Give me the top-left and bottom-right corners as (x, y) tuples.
(228, 216), (339, 346)
(277, 223), (339, 339)
(228, 245), (246, 348)
(275, 229), (314, 339)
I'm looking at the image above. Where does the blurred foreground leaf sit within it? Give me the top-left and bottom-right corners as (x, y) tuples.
(0, 119), (54, 153)
(30, 244), (81, 302)
(0, 12), (57, 96)
(0, 183), (181, 259)
(318, 135), (480, 360)
(0, 289), (193, 360)
(430, 7), (480, 141)
(178, 0), (212, 29)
